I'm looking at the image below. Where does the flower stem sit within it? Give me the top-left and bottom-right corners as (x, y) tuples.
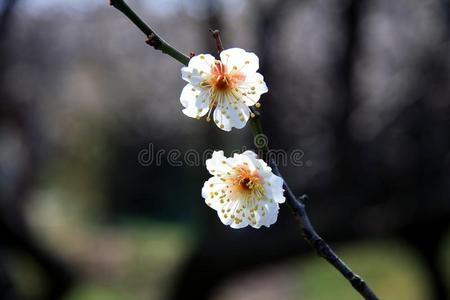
(110, 0), (190, 66)
(107, 2), (379, 299)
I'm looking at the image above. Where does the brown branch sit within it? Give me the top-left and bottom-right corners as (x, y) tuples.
(209, 29), (224, 54)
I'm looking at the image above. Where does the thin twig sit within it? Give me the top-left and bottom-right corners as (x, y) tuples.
(110, 0), (190, 65)
(108, 2), (380, 299)
(209, 29), (224, 54)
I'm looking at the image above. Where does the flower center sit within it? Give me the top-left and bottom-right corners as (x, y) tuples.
(210, 60), (245, 92)
(239, 177), (253, 190)
(232, 164), (264, 196)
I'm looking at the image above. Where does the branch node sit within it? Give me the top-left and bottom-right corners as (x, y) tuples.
(350, 275), (362, 285)
(298, 194), (309, 204)
(145, 33), (161, 49)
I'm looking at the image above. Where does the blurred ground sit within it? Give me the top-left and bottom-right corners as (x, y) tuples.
(21, 187), (450, 300)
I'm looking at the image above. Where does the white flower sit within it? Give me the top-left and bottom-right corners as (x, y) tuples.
(180, 48), (268, 131)
(202, 150), (285, 229)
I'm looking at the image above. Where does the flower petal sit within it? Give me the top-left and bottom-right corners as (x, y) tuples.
(220, 48), (259, 74)
(181, 53), (215, 86)
(263, 173), (286, 204)
(216, 199), (242, 226)
(180, 84), (209, 118)
(213, 94), (250, 131)
(237, 150), (261, 171)
(239, 72), (268, 106)
(256, 202), (280, 228)
(205, 150), (234, 175)
(229, 201), (250, 229)
(202, 176), (229, 210)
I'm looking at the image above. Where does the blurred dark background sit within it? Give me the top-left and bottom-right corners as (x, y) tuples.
(1, 0), (449, 299)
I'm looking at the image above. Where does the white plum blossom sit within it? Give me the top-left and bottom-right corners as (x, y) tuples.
(202, 150), (285, 229)
(180, 48), (268, 131)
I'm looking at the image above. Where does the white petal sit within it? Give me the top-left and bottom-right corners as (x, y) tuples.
(202, 176), (228, 210)
(180, 84), (209, 118)
(217, 199), (241, 226)
(213, 94), (250, 131)
(239, 72), (268, 106)
(205, 150), (234, 175)
(230, 217), (250, 229)
(207, 192), (252, 229)
(237, 150), (263, 171)
(241, 150), (258, 159)
(220, 48), (259, 74)
(263, 173), (285, 204)
(181, 53), (215, 86)
(230, 200), (251, 229)
(258, 202), (280, 228)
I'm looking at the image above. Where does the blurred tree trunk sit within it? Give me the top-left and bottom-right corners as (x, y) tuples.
(0, 1), (75, 299)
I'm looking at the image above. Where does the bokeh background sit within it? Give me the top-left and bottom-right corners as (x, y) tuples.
(1, 0), (450, 299)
